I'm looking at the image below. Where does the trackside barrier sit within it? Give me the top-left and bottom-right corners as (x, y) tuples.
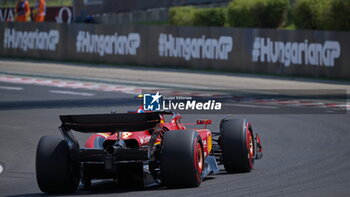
(0, 22), (349, 79)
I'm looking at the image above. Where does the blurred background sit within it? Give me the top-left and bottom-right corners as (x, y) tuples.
(0, 0), (348, 31)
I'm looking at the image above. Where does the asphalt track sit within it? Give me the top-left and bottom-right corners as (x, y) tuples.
(0, 61), (350, 197)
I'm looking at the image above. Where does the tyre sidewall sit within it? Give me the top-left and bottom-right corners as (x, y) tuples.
(220, 118), (254, 173)
(36, 135), (80, 193)
(160, 130), (203, 187)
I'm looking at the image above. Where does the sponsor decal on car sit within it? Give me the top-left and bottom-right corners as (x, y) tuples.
(139, 136), (151, 144)
(122, 132), (133, 139)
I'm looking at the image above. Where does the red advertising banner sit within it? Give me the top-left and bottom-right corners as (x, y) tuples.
(0, 6), (73, 23)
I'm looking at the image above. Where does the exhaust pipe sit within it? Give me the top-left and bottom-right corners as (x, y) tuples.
(105, 139), (127, 155)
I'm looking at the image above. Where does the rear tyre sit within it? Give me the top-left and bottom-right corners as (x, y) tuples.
(160, 130), (203, 188)
(220, 118), (255, 173)
(36, 135), (80, 193)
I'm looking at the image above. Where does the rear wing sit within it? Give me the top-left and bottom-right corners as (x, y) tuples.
(60, 111), (172, 133)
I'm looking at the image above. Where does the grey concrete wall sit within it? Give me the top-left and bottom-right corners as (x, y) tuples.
(1, 22), (349, 79)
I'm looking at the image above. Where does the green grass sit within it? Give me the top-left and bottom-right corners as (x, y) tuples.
(284, 24), (296, 30)
(1, 0), (72, 8)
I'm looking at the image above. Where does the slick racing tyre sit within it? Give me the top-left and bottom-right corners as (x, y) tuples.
(160, 130), (204, 187)
(36, 135), (80, 193)
(220, 118), (255, 173)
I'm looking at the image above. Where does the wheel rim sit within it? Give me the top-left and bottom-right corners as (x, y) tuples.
(197, 143), (203, 172)
(246, 127), (254, 168)
(194, 141), (203, 176)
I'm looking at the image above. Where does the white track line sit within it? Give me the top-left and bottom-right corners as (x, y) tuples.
(49, 90), (95, 97)
(0, 164), (3, 174)
(0, 74), (142, 95)
(0, 86), (23, 90)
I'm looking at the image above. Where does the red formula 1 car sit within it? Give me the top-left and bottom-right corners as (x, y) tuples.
(35, 110), (262, 193)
